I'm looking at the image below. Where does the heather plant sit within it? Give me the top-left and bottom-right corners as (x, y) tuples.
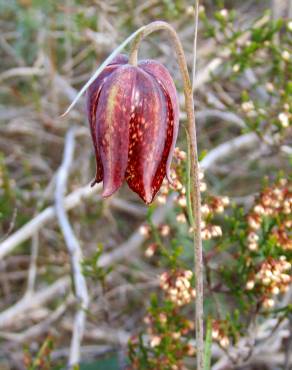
(127, 166), (291, 369)
(123, 8), (292, 370)
(0, 1), (291, 370)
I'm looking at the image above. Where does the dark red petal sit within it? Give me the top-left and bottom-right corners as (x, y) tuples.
(86, 55), (128, 185)
(87, 66), (116, 184)
(139, 60), (179, 182)
(87, 55), (128, 115)
(151, 86), (175, 197)
(108, 54), (128, 65)
(126, 68), (173, 204)
(95, 65), (137, 197)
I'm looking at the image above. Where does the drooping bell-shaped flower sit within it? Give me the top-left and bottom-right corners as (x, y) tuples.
(87, 54), (179, 204)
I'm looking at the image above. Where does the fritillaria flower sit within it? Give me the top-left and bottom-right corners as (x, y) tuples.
(87, 54), (179, 204)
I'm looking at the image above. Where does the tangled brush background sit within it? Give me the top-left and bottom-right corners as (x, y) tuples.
(0, 1), (291, 369)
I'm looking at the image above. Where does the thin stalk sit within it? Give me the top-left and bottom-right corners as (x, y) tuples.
(192, 0), (200, 92)
(185, 127), (194, 226)
(128, 21), (204, 370)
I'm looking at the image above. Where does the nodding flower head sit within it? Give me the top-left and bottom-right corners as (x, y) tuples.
(87, 54), (179, 204)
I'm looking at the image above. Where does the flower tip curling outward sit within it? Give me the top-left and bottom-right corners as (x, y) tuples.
(87, 54), (179, 204)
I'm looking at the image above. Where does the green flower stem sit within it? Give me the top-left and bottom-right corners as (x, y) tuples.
(128, 21), (204, 370)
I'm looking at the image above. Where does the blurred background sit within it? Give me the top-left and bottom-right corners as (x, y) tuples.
(0, 1), (291, 369)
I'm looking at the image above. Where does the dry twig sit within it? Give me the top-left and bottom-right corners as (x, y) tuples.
(0, 277), (69, 328)
(54, 128), (89, 367)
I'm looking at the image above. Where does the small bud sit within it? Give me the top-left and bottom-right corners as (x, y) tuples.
(262, 277), (271, 285)
(216, 205), (224, 213)
(157, 195), (167, 204)
(248, 216), (261, 230)
(160, 272), (168, 283)
(219, 337), (230, 348)
(160, 224), (170, 237)
(184, 270), (193, 279)
(199, 5), (205, 14)
(283, 262), (291, 271)
(178, 196), (187, 208)
(144, 243), (158, 258)
(221, 196), (230, 206)
(265, 82), (274, 93)
(186, 344), (196, 356)
(172, 332), (181, 339)
(159, 313), (167, 324)
(181, 278), (191, 289)
(212, 329), (219, 340)
(169, 288), (178, 296)
(278, 112), (289, 128)
(254, 205), (265, 215)
(246, 280), (255, 290)
(144, 315), (151, 324)
(175, 279), (184, 289)
(139, 225), (150, 237)
(219, 8), (228, 18)
(201, 204), (210, 215)
(212, 225), (222, 237)
(242, 101), (254, 113)
(233, 64), (240, 72)
(201, 229), (212, 240)
(186, 5), (195, 15)
(265, 270), (273, 278)
(281, 50), (290, 61)
(272, 286), (280, 295)
(281, 274), (291, 283)
(191, 289), (196, 298)
(263, 298), (274, 308)
(176, 213), (186, 223)
(174, 147), (187, 161)
(248, 242), (258, 251)
(248, 232), (259, 243)
(150, 336), (161, 347)
(200, 182), (207, 192)
(199, 169), (204, 180)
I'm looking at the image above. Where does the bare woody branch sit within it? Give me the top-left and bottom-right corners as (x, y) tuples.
(0, 183), (102, 260)
(0, 277), (70, 328)
(54, 128), (89, 367)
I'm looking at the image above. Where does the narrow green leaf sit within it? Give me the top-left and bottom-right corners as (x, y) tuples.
(185, 129), (194, 226)
(203, 317), (212, 370)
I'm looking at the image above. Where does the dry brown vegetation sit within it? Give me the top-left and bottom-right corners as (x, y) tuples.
(0, 1), (291, 369)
